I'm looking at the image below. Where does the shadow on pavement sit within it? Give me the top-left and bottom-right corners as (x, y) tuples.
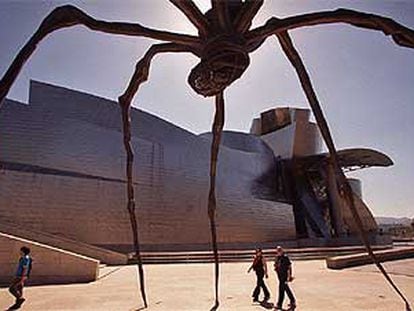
(260, 300), (274, 309)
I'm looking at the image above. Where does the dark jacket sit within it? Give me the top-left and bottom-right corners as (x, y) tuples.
(275, 254), (291, 281)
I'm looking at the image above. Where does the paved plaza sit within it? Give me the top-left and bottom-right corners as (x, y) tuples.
(1, 259), (413, 311)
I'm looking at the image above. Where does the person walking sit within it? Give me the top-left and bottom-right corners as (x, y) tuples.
(8, 246), (32, 309)
(247, 248), (270, 302)
(274, 246), (296, 310)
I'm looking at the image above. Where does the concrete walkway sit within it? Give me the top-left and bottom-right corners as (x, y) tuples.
(1, 259), (413, 311)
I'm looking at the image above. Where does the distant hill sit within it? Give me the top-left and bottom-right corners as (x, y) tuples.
(376, 217), (413, 226)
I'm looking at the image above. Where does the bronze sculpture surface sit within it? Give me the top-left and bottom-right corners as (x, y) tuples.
(0, 1), (413, 310)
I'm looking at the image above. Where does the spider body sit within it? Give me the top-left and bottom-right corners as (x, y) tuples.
(1, 1), (414, 310)
(189, 1), (253, 97)
(189, 35), (250, 97)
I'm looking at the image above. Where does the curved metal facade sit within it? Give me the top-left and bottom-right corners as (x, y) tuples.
(0, 81), (296, 251)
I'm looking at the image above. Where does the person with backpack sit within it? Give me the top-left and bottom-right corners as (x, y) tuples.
(8, 246), (32, 309)
(247, 248), (270, 302)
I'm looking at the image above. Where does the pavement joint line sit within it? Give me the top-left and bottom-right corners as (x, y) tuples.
(97, 266), (125, 281)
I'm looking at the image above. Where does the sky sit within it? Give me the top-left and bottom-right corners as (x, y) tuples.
(0, 0), (413, 218)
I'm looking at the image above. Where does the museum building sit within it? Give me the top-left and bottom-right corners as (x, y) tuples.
(0, 81), (392, 255)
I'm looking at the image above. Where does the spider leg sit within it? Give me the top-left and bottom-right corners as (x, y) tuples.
(0, 5), (200, 106)
(169, 0), (210, 37)
(118, 43), (194, 309)
(233, 0), (264, 33)
(208, 91), (225, 311)
(211, 0), (232, 32)
(276, 31), (411, 311)
(247, 8), (414, 50)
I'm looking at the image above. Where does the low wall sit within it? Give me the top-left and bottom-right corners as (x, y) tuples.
(326, 247), (414, 269)
(0, 232), (99, 286)
(0, 221), (127, 265)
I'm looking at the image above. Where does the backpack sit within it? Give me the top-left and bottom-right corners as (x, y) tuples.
(27, 257), (33, 278)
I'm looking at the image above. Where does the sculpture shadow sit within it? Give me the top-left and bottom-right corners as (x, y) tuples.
(209, 302), (219, 311)
(5, 302), (23, 311)
(260, 300), (275, 309)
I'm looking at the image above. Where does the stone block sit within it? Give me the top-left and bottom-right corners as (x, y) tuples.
(0, 232), (99, 286)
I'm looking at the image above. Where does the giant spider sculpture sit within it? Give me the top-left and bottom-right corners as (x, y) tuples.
(1, 1), (413, 310)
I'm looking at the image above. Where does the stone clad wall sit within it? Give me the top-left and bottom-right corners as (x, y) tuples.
(0, 81), (296, 251)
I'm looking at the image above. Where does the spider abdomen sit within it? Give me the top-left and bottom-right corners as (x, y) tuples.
(188, 36), (250, 97)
